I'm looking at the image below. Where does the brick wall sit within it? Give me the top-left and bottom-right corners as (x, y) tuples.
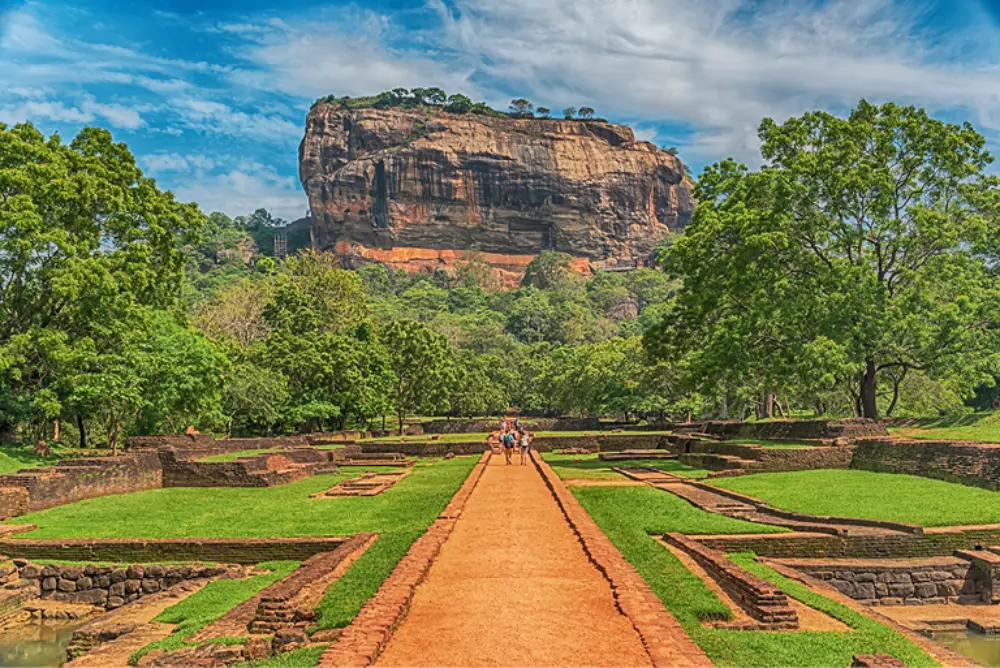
(0, 451), (162, 513)
(691, 525), (1000, 559)
(852, 438), (1000, 490)
(0, 536), (351, 563)
(688, 419), (888, 442)
(0, 486), (29, 520)
(359, 441), (487, 456)
(663, 533), (798, 628)
(158, 448), (334, 487)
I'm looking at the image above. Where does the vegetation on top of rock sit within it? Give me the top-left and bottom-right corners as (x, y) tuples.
(312, 88), (608, 122)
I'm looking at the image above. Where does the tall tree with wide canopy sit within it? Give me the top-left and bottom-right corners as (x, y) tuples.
(650, 101), (1000, 418)
(0, 123), (205, 440)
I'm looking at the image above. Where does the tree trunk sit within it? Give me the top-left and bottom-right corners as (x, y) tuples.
(382, 415), (386, 432)
(397, 410), (405, 436)
(77, 414), (87, 449)
(860, 358), (879, 419)
(720, 396), (728, 420)
(53, 420), (60, 442)
(109, 419), (120, 456)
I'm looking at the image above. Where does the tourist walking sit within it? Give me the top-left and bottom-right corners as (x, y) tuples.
(519, 430), (531, 465)
(503, 431), (515, 465)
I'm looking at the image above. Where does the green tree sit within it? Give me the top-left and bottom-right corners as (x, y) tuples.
(521, 251), (574, 289)
(537, 107), (551, 118)
(425, 88), (447, 105)
(578, 107), (595, 119)
(509, 98), (534, 117)
(0, 123), (204, 443)
(379, 320), (455, 433)
(563, 107), (577, 120)
(654, 100), (1000, 418)
(445, 94), (473, 114)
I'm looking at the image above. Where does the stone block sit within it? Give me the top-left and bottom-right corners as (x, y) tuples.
(109, 582), (125, 597)
(95, 575), (110, 588)
(915, 583), (937, 598)
(888, 583), (914, 598)
(856, 573), (877, 583)
(832, 580), (856, 597)
(61, 567), (82, 580)
(41, 577), (57, 591)
(70, 589), (107, 606)
(855, 583), (877, 599)
(875, 583), (889, 597)
(126, 565), (144, 580)
(41, 564), (61, 578)
(19, 565), (40, 579)
(140, 578), (160, 593)
(76, 576), (92, 591)
(107, 596), (124, 609)
(124, 580), (140, 594)
(147, 565), (165, 578)
(881, 597), (903, 606)
(110, 569), (127, 583)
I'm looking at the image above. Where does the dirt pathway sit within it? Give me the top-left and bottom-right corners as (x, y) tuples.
(375, 456), (653, 667)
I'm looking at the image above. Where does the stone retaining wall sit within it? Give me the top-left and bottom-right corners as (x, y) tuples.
(691, 525), (1000, 559)
(662, 533), (798, 627)
(0, 451), (162, 513)
(0, 536), (352, 563)
(852, 438), (1000, 490)
(16, 561), (232, 609)
(775, 557), (976, 605)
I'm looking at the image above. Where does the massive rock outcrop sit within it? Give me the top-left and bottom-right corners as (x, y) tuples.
(299, 104), (694, 280)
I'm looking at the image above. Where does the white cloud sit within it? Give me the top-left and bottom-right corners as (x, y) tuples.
(171, 168), (308, 221)
(433, 0), (1000, 162)
(226, 12), (476, 99)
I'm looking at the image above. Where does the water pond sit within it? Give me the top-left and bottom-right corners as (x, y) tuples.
(0, 622), (81, 667)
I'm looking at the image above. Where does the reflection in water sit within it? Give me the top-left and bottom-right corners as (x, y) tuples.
(936, 630), (1000, 667)
(0, 622), (80, 667)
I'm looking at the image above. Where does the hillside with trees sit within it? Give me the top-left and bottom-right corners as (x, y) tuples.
(4, 98), (1000, 448)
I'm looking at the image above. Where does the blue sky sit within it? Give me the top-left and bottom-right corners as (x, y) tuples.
(2, 0), (1000, 220)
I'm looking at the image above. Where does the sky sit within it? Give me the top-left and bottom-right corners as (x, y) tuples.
(2, 0), (1000, 221)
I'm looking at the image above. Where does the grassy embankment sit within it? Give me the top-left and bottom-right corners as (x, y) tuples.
(573, 484), (935, 666)
(6, 456), (478, 635)
(889, 412), (1000, 442)
(0, 444), (87, 475)
(130, 560), (299, 663)
(543, 452), (707, 481)
(713, 469), (1000, 527)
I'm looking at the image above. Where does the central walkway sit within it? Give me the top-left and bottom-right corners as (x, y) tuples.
(376, 456), (653, 667)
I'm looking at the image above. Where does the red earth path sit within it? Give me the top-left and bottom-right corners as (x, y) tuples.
(375, 456), (655, 667)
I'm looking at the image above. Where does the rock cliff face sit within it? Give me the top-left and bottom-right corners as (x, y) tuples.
(299, 105), (693, 280)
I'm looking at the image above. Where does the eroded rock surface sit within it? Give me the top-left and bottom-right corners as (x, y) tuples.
(299, 106), (694, 279)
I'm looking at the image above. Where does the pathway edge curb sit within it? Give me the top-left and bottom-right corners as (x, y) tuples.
(318, 452), (492, 668)
(531, 451), (714, 668)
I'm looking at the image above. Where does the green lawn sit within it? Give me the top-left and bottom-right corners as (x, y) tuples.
(0, 444), (84, 475)
(367, 432), (489, 443)
(197, 449), (281, 462)
(14, 456), (479, 661)
(7, 456), (476, 539)
(727, 439), (816, 449)
(889, 412), (1000, 442)
(713, 469), (1000, 527)
(573, 486), (935, 667)
(543, 453), (707, 481)
(131, 560), (299, 664)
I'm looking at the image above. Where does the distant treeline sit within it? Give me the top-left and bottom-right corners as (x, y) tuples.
(313, 88), (608, 122)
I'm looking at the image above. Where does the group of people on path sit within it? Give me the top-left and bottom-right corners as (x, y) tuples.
(497, 418), (532, 466)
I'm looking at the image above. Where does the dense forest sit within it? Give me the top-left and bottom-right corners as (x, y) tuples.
(3, 98), (1000, 448)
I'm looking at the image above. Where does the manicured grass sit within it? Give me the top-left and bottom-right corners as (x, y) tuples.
(728, 439), (816, 449)
(543, 453), (707, 481)
(0, 444), (83, 475)
(713, 469), (1000, 527)
(573, 486), (936, 666)
(8, 456), (476, 539)
(367, 433), (489, 443)
(312, 530), (421, 630)
(534, 430), (671, 437)
(130, 560), (299, 664)
(889, 412), (1000, 442)
(235, 645), (327, 667)
(197, 449), (280, 462)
